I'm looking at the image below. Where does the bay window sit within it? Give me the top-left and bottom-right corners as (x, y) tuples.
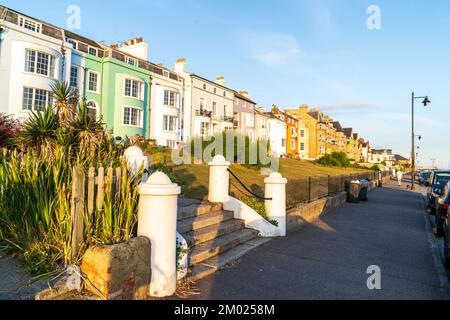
(22, 87), (53, 112)
(163, 115), (177, 132)
(124, 78), (144, 100)
(25, 49), (56, 78)
(123, 106), (143, 127)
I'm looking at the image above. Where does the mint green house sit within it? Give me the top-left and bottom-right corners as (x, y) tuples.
(66, 30), (151, 139)
(100, 51), (151, 139)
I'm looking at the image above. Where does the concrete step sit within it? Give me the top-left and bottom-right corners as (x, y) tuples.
(182, 219), (246, 247)
(189, 238), (273, 282)
(177, 210), (234, 234)
(178, 202), (223, 220)
(189, 228), (259, 265)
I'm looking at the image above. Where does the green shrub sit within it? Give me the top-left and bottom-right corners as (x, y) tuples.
(370, 165), (381, 171)
(187, 132), (271, 168)
(240, 197), (278, 227)
(317, 152), (351, 168)
(0, 80), (143, 276)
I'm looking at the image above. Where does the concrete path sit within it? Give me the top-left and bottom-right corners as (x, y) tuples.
(0, 255), (34, 300)
(187, 179), (450, 300)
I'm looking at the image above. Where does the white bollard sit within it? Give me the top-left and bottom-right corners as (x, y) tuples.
(208, 155), (231, 203)
(138, 172), (181, 297)
(124, 146), (149, 180)
(264, 172), (288, 237)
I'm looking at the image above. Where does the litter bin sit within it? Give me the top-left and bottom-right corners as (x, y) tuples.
(347, 180), (361, 203)
(359, 180), (369, 201)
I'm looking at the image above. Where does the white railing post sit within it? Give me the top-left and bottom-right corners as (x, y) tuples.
(124, 146), (149, 180)
(138, 172), (181, 297)
(264, 172), (288, 237)
(208, 155), (231, 203)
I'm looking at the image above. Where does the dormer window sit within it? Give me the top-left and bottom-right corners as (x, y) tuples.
(66, 38), (77, 50)
(163, 70), (169, 78)
(88, 47), (98, 56)
(126, 57), (137, 67)
(19, 16), (41, 33)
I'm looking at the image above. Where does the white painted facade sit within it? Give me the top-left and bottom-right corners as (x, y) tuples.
(174, 59), (235, 141)
(0, 15), (72, 119)
(117, 42), (184, 148)
(267, 115), (286, 157)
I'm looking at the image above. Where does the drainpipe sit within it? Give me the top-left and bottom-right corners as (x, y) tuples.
(146, 74), (152, 139)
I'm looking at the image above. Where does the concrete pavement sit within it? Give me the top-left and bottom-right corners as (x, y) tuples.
(186, 179), (450, 300)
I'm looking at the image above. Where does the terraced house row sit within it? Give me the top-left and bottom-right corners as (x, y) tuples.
(0, 5), (369, 161)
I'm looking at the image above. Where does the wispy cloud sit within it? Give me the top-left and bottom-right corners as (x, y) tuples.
(245, 32), (301, 67)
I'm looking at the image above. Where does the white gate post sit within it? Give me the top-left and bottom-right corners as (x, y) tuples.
(208, 155), (231, 203)
(264, 172), (288, 237)
(138, 172), (181, 297)
(124, 146), (149, 180)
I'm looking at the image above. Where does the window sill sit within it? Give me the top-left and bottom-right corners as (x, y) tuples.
(122, 124), (144, 129)
(23, 71), (56, 80)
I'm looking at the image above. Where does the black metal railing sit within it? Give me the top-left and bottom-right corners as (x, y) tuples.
(227, 168), (272, 201)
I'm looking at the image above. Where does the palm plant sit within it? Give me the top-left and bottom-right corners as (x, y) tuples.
(50, 80), (76, 126)
(68, 101), (104, 153)
(17, 106), (58, 153)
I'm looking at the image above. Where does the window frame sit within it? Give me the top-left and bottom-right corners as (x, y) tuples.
(124, 77), (144, 100)
(24, 48), (56, 79)
(87, 70), (100, 93)
(126, 56), (138, 67)
(70, 66), (79, 88)
(163, 115), (177, 132)
(86, 100), (99, 120)
(22, 86), (53, 112)
(19, 16), (41, 33)
(122, 106), (144, 128)
(88, 47), (98, 56)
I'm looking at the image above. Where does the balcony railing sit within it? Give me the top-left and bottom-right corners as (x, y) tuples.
(221, 116), (234, 123)
(196, 109), (212, 118)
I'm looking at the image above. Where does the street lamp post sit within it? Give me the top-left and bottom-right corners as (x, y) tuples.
(411, 92), (430, 190)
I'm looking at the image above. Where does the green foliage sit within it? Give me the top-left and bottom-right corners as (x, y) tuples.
(316, 152), (351, 168)
(370, 165), (381, 171)
(240, 197), (278, 227)
(188, 132), (271, 168)
(149, 163), (185, 187)
(0, 80), (139, 275)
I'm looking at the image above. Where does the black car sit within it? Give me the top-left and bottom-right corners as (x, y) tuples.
(419, 171), (431, 185)
(434, 182), (450, 237)
(426, 170), (450, 215)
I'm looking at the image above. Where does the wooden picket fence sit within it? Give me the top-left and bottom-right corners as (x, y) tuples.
(70, 165), (125, 258)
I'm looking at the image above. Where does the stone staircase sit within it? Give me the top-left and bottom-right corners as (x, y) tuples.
(178, 200), (271, 281)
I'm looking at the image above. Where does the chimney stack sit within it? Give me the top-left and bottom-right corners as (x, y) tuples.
(174, 59), (186, 73)
(239, 91), (250, 99)
(215, 76), (225, 86)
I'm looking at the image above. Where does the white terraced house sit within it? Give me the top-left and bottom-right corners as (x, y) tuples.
(116, 39), (185, 149)
(0, 6), (76, 119)
(174, 59), (235, 141)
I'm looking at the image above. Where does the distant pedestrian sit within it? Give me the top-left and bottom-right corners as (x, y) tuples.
(397, 171), (403, 187)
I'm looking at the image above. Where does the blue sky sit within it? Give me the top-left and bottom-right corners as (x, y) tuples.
(3, 0), (450, 168)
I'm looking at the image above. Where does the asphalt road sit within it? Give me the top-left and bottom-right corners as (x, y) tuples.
(187, 178), (450, 300)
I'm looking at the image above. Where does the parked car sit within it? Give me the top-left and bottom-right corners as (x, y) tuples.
(419, 171), (431, 185)
(434, 182), (450, 237)
(426, 170), (450, 215)
(442, 195), (450, 267)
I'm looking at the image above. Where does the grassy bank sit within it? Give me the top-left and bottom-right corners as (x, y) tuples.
(162, 157), (370, 208)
